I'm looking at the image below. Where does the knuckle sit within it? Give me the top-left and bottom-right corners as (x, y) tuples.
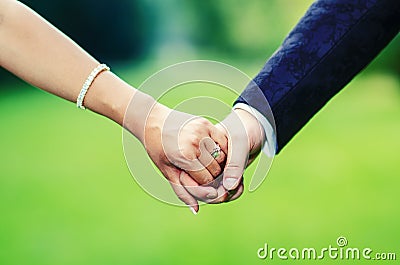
(197, 175), (213, 185)
(210, 166), (221, 177)
(198, 117), (211, 126)
(188, 135), (200, 146)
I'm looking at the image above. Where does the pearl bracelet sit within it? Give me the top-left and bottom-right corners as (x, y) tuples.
(76, 64), (110, 110)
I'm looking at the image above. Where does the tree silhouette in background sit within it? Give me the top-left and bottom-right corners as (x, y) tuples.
(20, 0), (154, 62)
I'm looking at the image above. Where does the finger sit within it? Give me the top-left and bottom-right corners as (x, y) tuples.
(170, 180), (199, 214)
(215, 149), (226, 166)
(198, 137), (223, 177)
(173, 155), (215, 185)
(165, 167), (200, 213)
(223, 136), (248, 191)
(227, 183), (244, 202)
(208, 184), (229, 204)
(220, 112), (250, 191)
(210, 124), (228, 158)
(180, 171), (218, 201)
(186, 160), (215, 185)
(212, 124), (228, 165)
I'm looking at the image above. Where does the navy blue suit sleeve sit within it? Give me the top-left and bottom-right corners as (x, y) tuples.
(236, 0), (400, 153)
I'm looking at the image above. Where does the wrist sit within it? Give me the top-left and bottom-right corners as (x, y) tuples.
(82, 70), (169, 145)
(124, 90), (173, 144)
(233, 108), (265, 154)
(83, 71), (134, 125)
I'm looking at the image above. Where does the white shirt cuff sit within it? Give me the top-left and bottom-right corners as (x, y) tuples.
(233, 103), (276, 157)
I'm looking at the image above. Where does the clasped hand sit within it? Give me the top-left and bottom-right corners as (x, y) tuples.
(131, 99), (266, 213)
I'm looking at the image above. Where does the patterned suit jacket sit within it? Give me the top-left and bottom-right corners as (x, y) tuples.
(236, 0), (400, 153)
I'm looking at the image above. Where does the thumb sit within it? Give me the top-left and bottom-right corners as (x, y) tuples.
(223, 137), (249, 190)
(218, 112), (250, 191)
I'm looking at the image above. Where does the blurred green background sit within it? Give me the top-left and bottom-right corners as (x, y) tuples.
(0, 0), (399, 264)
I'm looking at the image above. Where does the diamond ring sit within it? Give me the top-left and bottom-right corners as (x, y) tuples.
(211, 144), (221, 159)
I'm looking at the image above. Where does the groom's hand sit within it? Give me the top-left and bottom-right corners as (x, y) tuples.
(218, 109), (265, 191)
(181, 108), (265, 203)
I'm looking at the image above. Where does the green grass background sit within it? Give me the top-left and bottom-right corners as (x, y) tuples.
(0, 63), (399, 264)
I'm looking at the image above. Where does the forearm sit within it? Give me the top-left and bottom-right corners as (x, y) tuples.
(0, 0), (138, 126)
(237, 0), (400, 152)
(0, 1), (222, 208)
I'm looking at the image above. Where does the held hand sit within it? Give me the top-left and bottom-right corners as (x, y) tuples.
(181, 108), (265, 204)
(218, 108), (265, 192)
(140, 102), (228, 212)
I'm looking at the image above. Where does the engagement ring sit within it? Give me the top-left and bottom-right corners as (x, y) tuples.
(211, 144), (221, 158)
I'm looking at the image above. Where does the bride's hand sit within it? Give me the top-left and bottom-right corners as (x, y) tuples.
(144, 103), (229, 212)
(125, 92), (228, 213)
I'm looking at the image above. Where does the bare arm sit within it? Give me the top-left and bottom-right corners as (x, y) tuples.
(0, 0), (132, 125)
(0, 0), (227, 212)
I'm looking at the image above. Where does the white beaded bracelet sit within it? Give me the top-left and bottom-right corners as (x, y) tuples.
(76, 64), (110, 110)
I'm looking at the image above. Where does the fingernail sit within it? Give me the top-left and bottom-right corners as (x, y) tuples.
(224, 178), (238, 190)
(189, 206), (198, 215)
